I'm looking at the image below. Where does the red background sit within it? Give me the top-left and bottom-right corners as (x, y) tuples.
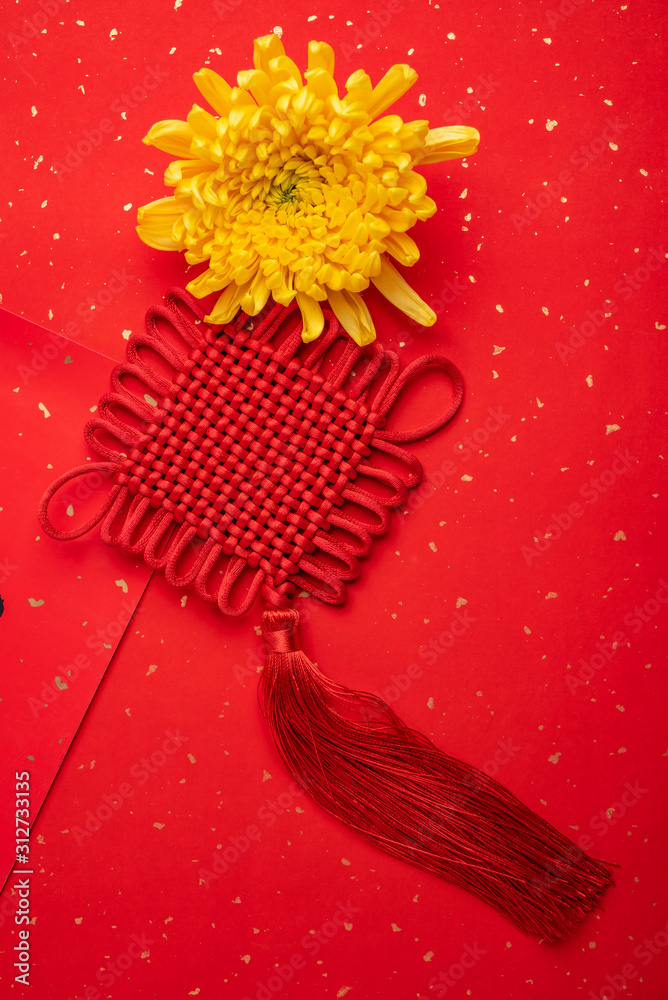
(1, 1), (667, 998)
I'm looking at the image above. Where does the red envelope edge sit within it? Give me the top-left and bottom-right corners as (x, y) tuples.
(0, 306), (153, 891)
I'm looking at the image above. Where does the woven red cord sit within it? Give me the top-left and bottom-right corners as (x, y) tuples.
(39, 289), (463, 615)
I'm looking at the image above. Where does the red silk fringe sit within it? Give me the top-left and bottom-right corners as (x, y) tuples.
(259, 609), (615, 942)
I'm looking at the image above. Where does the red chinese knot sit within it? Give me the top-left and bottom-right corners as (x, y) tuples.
(39, 289), (463, 615)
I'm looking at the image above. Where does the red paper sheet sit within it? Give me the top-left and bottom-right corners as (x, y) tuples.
(1, 2), (667, 998)
(0, 309), (153, 895)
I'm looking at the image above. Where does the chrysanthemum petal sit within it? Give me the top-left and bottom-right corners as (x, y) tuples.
(304, 68), (338, 101)
(383, 232), (421, 267)
(205, 281), (251, 324)
(186, 268), (225, 298)
(366, 65), (418, 121)
(241, 271), (272, 315)
(193, 68), (233, 116)
(136, 197), (184, 250)
(417, 126), (480, 164)
(268, 55), (303, 87)
(296, 292), (325, 342)
(187, 105), (218, 140)
(164, 159), (212, 187)
(307, 40), (335, 76)
(237, 69), (272, 106)
(344, 69), (373, 105)
(253, 34), (286, 76)
(143, 120), (194, 157)
(327, 289), (376, 346)
(371, 257), (436, 326)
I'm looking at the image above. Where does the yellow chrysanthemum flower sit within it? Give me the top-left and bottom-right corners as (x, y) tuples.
(137, 34), (479, 345)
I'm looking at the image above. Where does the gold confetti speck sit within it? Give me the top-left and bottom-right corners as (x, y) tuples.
(115, 579), (128, 593)
(429, 541), (438, 552)
(188, 754), (197, 764)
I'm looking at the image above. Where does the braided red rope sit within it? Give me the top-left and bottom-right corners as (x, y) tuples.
(39, 288), (463, 616)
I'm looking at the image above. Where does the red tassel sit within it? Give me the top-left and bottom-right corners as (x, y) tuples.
(259, 609), (615, 942)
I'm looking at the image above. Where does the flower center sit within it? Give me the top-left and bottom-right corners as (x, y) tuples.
(265, 159), (323, 211)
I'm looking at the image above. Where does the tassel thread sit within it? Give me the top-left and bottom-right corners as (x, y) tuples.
(259, 609), (615, 942)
